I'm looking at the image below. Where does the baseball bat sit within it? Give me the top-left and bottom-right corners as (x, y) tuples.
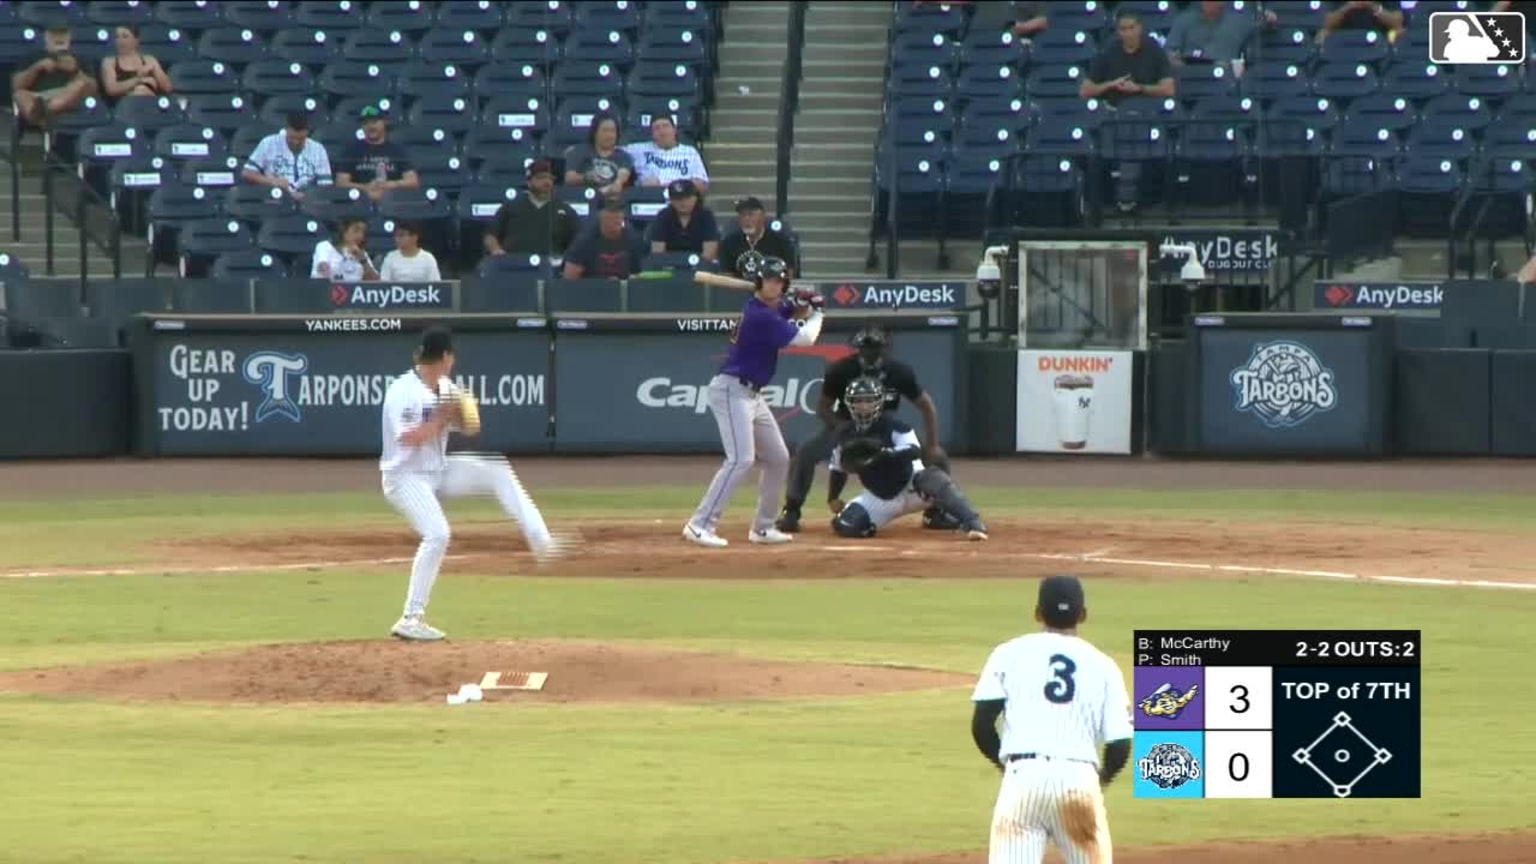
(693, 271), (757, 292)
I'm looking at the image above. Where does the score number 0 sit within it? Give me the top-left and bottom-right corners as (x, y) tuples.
(1228, 684), (1251, 782)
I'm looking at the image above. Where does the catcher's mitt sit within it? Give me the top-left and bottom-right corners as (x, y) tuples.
(839, 436), (885, 473)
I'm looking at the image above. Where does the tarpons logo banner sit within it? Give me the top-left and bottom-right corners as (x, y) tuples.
(824, 281), (963, 310)
(1314, 281), (1443, 312)
(1230, 340), (1338, 430)
(1160, 230), (1279, 273)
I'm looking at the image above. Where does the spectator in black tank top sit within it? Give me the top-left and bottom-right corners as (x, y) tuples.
(101, 24), (172, 102)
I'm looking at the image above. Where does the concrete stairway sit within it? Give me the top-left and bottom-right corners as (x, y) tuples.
(700, 1), (790, 216)
(785, 1), (892, 278)
(0, 122), (141, 283)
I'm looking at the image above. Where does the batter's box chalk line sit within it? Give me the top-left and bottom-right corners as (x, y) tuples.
(1292, 710), (1393, 797)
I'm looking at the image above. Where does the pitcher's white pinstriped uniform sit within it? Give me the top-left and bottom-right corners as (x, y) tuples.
(381, 371), (555, 619)
(973, 633), (1134, 864)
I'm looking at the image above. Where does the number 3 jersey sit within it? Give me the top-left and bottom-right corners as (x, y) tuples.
(829, 414), (925, 501)
(972, 632), (1134, 765)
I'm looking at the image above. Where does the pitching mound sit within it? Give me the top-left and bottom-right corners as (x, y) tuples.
(0, 640), (969, 705)
(807, 832), (1536, 864)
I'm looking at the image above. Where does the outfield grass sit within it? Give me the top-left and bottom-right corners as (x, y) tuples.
(0, 488), (1533, 863)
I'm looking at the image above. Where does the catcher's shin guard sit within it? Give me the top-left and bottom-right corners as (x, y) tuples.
(921, 507), (964, 530)
(830, 502), (877, 538)
(913, 469), (984, 530)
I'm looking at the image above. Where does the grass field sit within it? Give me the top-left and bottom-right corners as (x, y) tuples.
(1, 476), (1534, 864)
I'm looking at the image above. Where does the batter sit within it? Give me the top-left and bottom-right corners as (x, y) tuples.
(380, 326), (564, 641)
(683, 257), (825, 547)
(971, 575), (1134, 864)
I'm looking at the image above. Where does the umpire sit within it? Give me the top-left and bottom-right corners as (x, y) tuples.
(775, 324), (959, 533)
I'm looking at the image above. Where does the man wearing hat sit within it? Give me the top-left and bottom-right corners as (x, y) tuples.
(11, 24), (98, 129)
(645, 179), (721, 263)
(971, 575), (1133, 864)
(335, 105), (420, 203)
(562, 196), (648, 279)
(484, 158), (583, 259)
(719, 196), (798, 281)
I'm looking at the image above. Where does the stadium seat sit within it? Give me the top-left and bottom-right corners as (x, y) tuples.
(1253, 26), (1315, 66)
(953, 114), (1023, 157)
(644, 0), (711, 35)
(168, 278), (253, 313)
(637, 27), (709, 67)
(1029, 29), (1098, 67)
(178, 155), (244, 188)
(146, 181), (220, 269)
(1344, 93), (1420, 134)
(185, 93), (256, 133)
(46, 94), (112, 136)
(220, 0), (294, 33)
(1311, 62), (1380, 101)
(1405, 122), (1476, 160)
(1174, 123), (1252, 206)
(393, 125), (460, 160)
(1319, 29), (1390, 66)
(365, 0), (434, 33)
(408, 96), (479, 136)
(398, 60), (475, 101)
(293, 0), (362, 31)
(18, 1), (88, 27)
(137, 24), (199, 67)
(627, 62), (702, 101)
(211, 249), (290, 279)
(377, 187), (452, 225)
(269, 27), (343, 66)
(893, 0), (965, 37)
(412, 153), (469, 197)
(152, 124), (228, 162)
(1481, 119), (1536, 157)
(195, 26), (268, 66)
(318, 64), (397, 107)
(229, 122), (279, 160)
(1023, 65), (1087, 100)
(257, 94), (329, 131)
(339, 28), (415, 65)
(1380, 61), (1451, 102)
(88, 0), (155, 26)
(178, 217), (255, 277)
(300, 186), (374, 223)
(944, 148), (1008, 234)
(1330, 116), (1402, 157)
(1321, 153), (1390, 201)
(1423, 93), (1494, 134)
(434, 0), (506, 32)
(1176, 64), (1238, 105)
(474, 60), (549, 100)
(255, 212), (329, 263)
(463, 127), (539, 173)
(1460, 156), (1533, 238)
(76, 123), (149, 193)
(169, 59), (241, 96)
(955, 63), (1026, 101)
(872, 144), (947, 236)
(418, 27), (490, 68)
(892, 30), (961, 72)
(68, 25), (117, 67)
(243, 59), (319, 99)
(489, 26), (562, 66)
(959, 28), (1026, 68)
(1393, 25), (1434, 62)
(1458, 64), (1521, 99)
(550, 59), (626, 98)
(1395, 155), (1462, 235)
(1270, 0), (1326, 30)
(1240, 62), (1307, 102)
(224, 183), (299, 224)
(108, 155), (174, 235)
(563, 28), (636, 66)
(1050, 1), (1112, 32)
(1191, 94), (1260, 127)
(1096, 99), (1174, 164)
(574, 0), (643, 34)
(965, 93), (1030, 124)
(111, 96), (186, 135)
(1024, 118), (1099, 156)
(152, 0), (223, 29)
(481, 95), (553, 144)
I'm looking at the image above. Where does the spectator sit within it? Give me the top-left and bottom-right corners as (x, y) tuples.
(718, 196), (797, 279)
(334, 106), (420, 203)
(379, 221), (441, 282)
(645, 179), (721, 261)
(484, 158), (583, 258)
(1013, 1), (1049, 37)
(1319, 1), (1404, 42)
(625, 115), (710, 191)
(1166, 2), (1259, 64)
(11, 25), (99, 128)
(311, 217), (380, 282)
(1080, 10), (1176, 106)
(100, 25), (171, 102)
(562, 197), (646, 280)
(242, 113), (333, 201)
(563, 112), (634, 197)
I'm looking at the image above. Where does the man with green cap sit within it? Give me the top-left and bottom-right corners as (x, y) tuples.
(335, 105), (420, 203)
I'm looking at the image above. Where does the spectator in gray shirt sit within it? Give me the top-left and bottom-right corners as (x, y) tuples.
(1165, 1), (1261, 64)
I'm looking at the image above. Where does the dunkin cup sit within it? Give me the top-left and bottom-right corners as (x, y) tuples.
(1052, 374), (1095, 451)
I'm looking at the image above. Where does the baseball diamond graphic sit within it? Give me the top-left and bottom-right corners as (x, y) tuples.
(1292, 712), (1393, 798)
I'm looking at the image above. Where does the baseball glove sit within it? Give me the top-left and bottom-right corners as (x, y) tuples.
(437, 380), (482, 436)
(839, 436), (885, 473)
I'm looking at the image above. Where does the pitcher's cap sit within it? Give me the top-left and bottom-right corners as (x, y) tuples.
(1038, 575), (1085, 627)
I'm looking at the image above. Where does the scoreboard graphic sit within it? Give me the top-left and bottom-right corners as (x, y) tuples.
(1131, 630), (1421, 799)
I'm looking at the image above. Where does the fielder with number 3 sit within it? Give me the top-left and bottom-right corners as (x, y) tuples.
(971, 575), (1134, 864)
(380, 326), (567, 642)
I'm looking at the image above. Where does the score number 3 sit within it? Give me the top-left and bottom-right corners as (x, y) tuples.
(1044, 654), (1077, 704)
(1230, 684), (1250, 714)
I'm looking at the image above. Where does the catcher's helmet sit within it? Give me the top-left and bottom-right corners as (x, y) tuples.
(845, 376), (884, 431)
(852, 325), (889, 368)
(755, 256), (789, 287)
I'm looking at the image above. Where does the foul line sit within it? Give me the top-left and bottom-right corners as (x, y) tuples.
(0, 555), (472, 580)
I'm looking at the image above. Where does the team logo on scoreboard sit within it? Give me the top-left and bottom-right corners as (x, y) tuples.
(1138, 743), (1203, 790)
(1139, 683), (1200, 720)
(1229, 340), (1337, 429)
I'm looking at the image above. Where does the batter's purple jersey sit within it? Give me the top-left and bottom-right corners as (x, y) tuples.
(720, 297), (798, 388)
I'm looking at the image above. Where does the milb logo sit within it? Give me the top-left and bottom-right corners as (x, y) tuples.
(1429, 12), (1525, 65)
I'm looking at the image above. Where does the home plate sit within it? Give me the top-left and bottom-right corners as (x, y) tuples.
(478, 671), (549, 692)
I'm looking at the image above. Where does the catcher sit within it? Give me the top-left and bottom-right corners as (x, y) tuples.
(828, 376), (989, 540)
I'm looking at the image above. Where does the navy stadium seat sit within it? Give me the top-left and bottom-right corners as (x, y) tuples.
(1481, 119), (1536, 156)
(563, 28), (635, 66)
(243, 59), (319, 98)
(1176, 64), (1238, 105)
(463, 127), (538, 173)
(1024, 116), (1099, 156)
(365, 0), (435, 33)
(257, 94), (329, 130)
(229, 122), (278, 160)
(413, 152), (469, 196)
(224, 183), (299, 223)
(137, 24), (199, 67)
(153, 0), (223, 29)
(185, 93), (257, 133)
(1396, 155), (1462, 236)
(1270, 0), (1326, 30)
(1191, 94), (1260, 127)
(46, 94), (112, 136)
(886, 62), (954, 99)
(255, 212), (328, 260)
(146, 181), (219, 268)
(212, 249), (289, 279)
(88, 0), (157, 26)
(504, 0), (573, 35)
(892, 0), (965, 37)
(956, 63), (1026, 101)
(1050, 1), (1111, 32)
(1175, 122), (1253, 206)
(573, 0), (643, 35)
(195, 26), (268, 66)
(392, 125), (460, 158)
(1254, 27), (1316, 66)
(1344, 92), (1420, 134)
(152, 124), (228, 162)
(474, 61), (548, 100)
(434, 0), (505, 32)
(637, 27), (709, 67)
(408, 96), (479, 136)
(1491, 92), (1536, 123)
(1024, 65), (1087, 100)
(481, 96), (553, 142)
(1318, 29), (1390, 66)
(220, 1), (293, 32)
(1458, 64), (1520, 99)
(489, 26), (562, 66)
(338, 28), (415, 65)
(1405, 122), (1476, 160)
(1381, 61), (1451, 101)
(644, 0), (711, 35)
(551, 59), (625, 98)
(169, 59), (241, 96)
(959, 28), (1026, 68)
(1330, 115), (1402, 157)
(299, 185), (374, 223)
(1241, 62), (1307, 102)
(1029, 29), (1098, 67)
(1311, 62), (1380, 101)
(627, 62), (702, 101)
(319, 62), (398, 104)
(269, 27), (343, 66)
(417, 27), (491, 68)
(1321, 153), (1390, 200)
(292, 0), (362, 31)
(892, 30), (961, 71)
(18, 1), (89, 27)
(1422, 93), (1494, 134)
(398, 60), (474, 102)
(68, 25), (116, 66)
(112, 95), (186, 134)
(178, 216), (255, 278)
(179, 155), (244, 188)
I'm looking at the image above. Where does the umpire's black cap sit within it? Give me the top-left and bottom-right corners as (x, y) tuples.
(417, 326), (454, 362)
(1038, 575), (1086, 628)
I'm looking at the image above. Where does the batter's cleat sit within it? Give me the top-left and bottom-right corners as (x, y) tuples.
(391, 615), (446, 642)
(682, 522), (729, 548)
(774, 508), (802, 533)
(964, 521), (990, 542)
(749, 527), (794, 545)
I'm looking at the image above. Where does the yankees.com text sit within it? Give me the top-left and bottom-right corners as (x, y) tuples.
(303, 318), (404, 333)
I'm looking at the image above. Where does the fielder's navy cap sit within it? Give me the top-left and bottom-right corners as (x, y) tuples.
(1038, 575), (1085, 624)
(418, 326), (454, 360)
